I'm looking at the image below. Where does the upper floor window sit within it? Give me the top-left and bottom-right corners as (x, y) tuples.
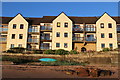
(64, 43), (68, 48)
(13, 24), (16, 29)
(109, 33), (112, 38)
(108, 23), (112, 28)
(57, 22), (60, 27)
(56, 43), (60, 47)
(101, 43), (105, 48)
(64, 33), (68, 37)
(101, 33), (105, 38)
(64, 22), (68, 27)
(19, 34), (23, 39)
(20, 24), (24, 29)
(56, 32), (60, 37)
(100, 23), (104, 28)
(10, 44), (14, 48)
(11, 34), (15, 39)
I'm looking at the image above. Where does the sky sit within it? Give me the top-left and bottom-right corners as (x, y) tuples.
(2, 2), (119, 17)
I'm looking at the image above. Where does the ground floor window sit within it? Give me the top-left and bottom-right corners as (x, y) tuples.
(101, 43), (105, 48)
(56, 43), (60, 47)
(64, 43), (68, 48)
(10, 44), (14, 48)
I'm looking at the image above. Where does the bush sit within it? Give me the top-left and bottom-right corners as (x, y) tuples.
(6, 50), (15, 53)
(10, 47), (25, 53)
(44, 50), (54, 54)
(33, 50), (43, 54)
(70, 50), (78, 54)
(102, 48), (110, 52)
(2, 56), (34, 64)
(55, 49), (69, 55)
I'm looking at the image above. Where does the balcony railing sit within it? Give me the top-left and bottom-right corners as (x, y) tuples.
(40, 46), (51, 50)
(0, 37), (7, 42)
(41, 36), (52, 40)
(84, 27), (96, 31)
(28, 28), (39, 32)
(117, 37), (120, 41)
(117, 28), (120, 31)
(73, 27), (96, 32)
(40, 26), (52, 30)
(73, 27), (83, 31)
(28, 38), (39, 43)
(72, 37), (84, 41)
(85, 37), (96, 41)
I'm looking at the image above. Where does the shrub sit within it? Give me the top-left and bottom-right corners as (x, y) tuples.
(55, 49), (69, 55)
(2, 56), (34, 64)
(70, 50), (78, 54)
(102, 48), (110, 52)
(6, 50), (15, 53)
(10, 47), (25, 53)
(44, 50), (54, 54)
(33, 50), (43, 54)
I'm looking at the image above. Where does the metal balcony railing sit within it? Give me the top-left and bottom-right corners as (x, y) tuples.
(28, 38), (39, 43)
(40, 26), (52, 30)
(72, 37), (84, 41)
(85, 37), (96, 41)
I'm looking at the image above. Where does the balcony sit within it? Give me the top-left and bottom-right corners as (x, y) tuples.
(27, 38), (39, 43)
(40, 43), (51, 50)
(40, 26), (52, 32)
(0, 37), (7, 43)
(85, 37), (96, 42)
(84, 27), (96, 32)
(117, 37), (120, 42)
(40, 46), (51, 50)
(40, 36), (52, 42)
(72, 37), (84, 42)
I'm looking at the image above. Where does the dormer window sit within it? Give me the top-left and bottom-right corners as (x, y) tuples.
(57, 22), (60, 27)
(100, 23), (104, 28)
(108, 23), (112, 28)
(20, 24), (24, 29)
(13, 24), (16, 29)
(64, 22), (68, 27)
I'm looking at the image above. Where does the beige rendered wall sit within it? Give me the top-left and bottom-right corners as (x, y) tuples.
(74, 43), (96, 52)
(6, 14), (28, 50)
(96, 13), (118, 51)
(52, 13), (73, 51)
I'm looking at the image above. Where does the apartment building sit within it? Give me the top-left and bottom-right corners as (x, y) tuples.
(0, 12), (120, 52)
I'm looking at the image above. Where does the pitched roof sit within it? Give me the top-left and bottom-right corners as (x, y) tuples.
(1, 17), (42, 25)
(1, 16), (120, 25)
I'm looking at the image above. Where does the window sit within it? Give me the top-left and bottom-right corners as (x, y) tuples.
(11, 44), (14, 48)
(100, 23), (104, 28)
(56, 32), (60, 37)
(19, 34), (23, 39)
(57, 22), (60, 27)
(64, 33), (68, 37)
(101, 33), (104, 38)
(109, 33), (112, 38)
(101, 44), (105, 48)
(109, 43), (113, 48)
(11, 34), (15, 39)
(18, 44), (22, 47)
(56, 43), (60, 47)
(64, 23), (68, 27)
(13, 24), (16, 29)
(108, 23), (112, 28)
(64, 43), (68, 48)
(20, 24), (24, 29)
